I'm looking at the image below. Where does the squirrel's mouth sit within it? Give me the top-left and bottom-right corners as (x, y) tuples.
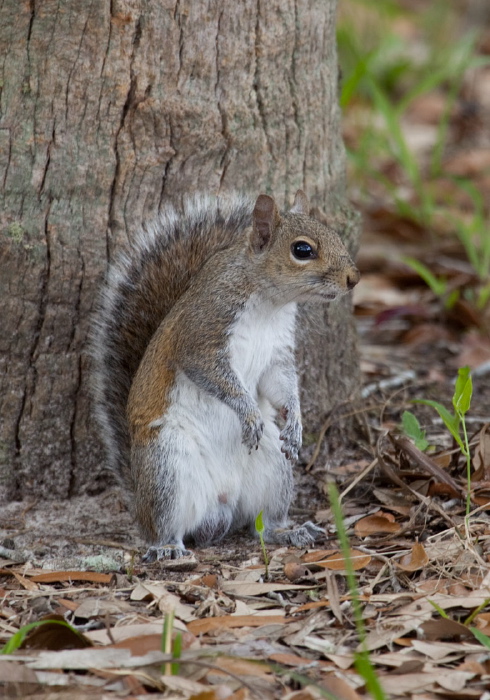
(297, 288), (341, 303)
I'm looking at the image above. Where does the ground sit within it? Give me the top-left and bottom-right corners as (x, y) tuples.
(2, 301), (490, 698)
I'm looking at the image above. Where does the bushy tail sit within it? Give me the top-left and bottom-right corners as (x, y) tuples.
(90, 193), (252, 491)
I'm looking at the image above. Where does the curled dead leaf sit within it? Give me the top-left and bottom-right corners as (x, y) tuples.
(284, 561), (310, 581)
(396, 543), (429, 572)
(302, 550), (339, 563)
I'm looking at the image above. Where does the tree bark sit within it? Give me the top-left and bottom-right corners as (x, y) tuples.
(0, 0), (360, 500)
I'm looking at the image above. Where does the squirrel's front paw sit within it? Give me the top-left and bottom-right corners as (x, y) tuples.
(280, 412), (302, 461)
(242, 410), (264, 453)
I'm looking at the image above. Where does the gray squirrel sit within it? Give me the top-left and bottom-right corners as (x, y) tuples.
(91, 190), (359, 561)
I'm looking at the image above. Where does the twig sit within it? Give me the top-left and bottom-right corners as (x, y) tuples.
(168, 658), (267, 699)
(306, 403), (373, 471)
(376, 434), (461, 532)
(339, 458), (378, 501)
(391, 434), (464, 499)
(104, 613), (115, 645)
(361, 370), (416, 399)
(306, 413), (334, 472)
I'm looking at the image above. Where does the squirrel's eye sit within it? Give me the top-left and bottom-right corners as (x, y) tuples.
(291, 240), (316, 260)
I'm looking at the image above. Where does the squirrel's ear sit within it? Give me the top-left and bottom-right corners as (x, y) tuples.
(290, 190), (310, 215)
(251, 194), (281, 252)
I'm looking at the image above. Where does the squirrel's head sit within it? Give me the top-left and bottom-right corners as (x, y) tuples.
(249, 190), (360, 304)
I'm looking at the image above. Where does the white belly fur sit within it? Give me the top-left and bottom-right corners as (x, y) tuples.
(155, 297), (297, 537)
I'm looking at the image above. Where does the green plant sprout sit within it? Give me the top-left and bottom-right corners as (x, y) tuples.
(171, 627), (182, 675)
(403, 186), (490, 311)
(429, 597), (490, 650)
(400, 410), (429, 451)
(161, 610), (182, 676)
(402, 257), (454, 306)
(428, 599), (450, 619)
(255, 510), (269, 579)
(415, 366), (473, 516)
(1, 619), (85, 654)
(328, 483), (387, 700)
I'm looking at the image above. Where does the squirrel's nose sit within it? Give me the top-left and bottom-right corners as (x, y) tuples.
(346, 266), (360, 290)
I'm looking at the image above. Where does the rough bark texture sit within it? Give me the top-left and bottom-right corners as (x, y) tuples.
(0, 0), (360, 500)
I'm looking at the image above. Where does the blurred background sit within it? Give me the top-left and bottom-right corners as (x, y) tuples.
(338, 0), (490, 371)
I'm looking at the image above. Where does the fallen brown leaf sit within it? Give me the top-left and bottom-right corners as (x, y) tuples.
(56, 598), (80, 612)
(187, 614), (287, 636)
(30, 571), (116, 584)
(354, 513), (402, 537)
(0, 661), (41, 700)
(401, 323), (453, 347)
(321, 673), (364, 700)
(473, 424), (490, 481)
(268, 651), (329, 667)
(21, 614), (92, 651)
(421, 618), (475, 641)
(302, 550), (371, 571)
(209, 655), (272, 681)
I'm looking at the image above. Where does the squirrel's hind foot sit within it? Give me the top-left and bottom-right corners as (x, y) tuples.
(142, 544), (193, 562)
(264, 521), (325, 548)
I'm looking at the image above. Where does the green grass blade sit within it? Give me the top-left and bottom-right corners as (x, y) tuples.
(355, 652), (388, 700)
(171, 631), (182, 675)
(339, 49), (375, 108)
(255, 510), (269, 578)
(329, 484), (386, 699)
(428, 599), (450, 619)
(470, 627), (490, 649)
(464, 599), (490, 626)
(366, 77), (420, 187)
(403, 257), (447, 296)
(328, 483), (365, 643)
(161, 610), (175, 675)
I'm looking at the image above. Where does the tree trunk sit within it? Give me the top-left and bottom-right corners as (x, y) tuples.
(0, 0), (360, 501)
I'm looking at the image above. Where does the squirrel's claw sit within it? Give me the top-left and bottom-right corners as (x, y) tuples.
(263, 520), (325, 548)
(242, 411), (265, 453)
(279, 416), (302, 462)
(142, 544), (193, 562)
(286, 521), (325, 547)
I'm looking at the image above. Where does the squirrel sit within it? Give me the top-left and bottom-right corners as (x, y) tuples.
(91, 190), (360, 561)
